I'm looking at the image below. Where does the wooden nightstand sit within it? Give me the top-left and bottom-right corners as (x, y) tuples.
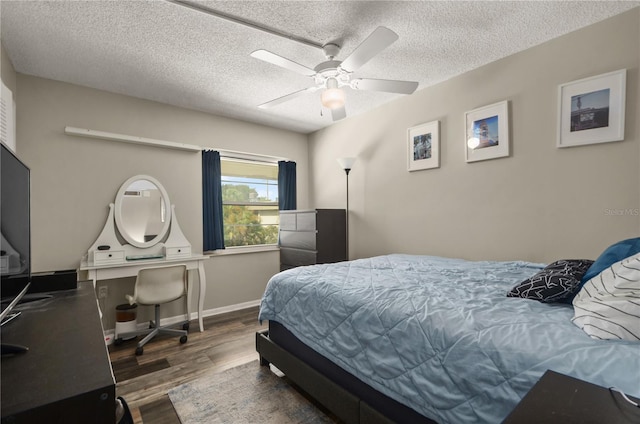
(504, 370), (640, 423)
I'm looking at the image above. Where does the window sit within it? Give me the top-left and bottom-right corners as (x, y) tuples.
(220, 158), (279, 247)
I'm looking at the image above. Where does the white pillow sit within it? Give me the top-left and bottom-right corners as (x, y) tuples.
(572, 252), (640, 341)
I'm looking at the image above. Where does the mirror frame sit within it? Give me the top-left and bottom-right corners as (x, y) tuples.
(114, 175), (171, 249)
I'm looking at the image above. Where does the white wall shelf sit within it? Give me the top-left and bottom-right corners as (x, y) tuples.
(64, 126), (201, 152)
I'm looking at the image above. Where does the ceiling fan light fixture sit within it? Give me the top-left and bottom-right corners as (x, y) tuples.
(321, 87), (345, 110)
(321, 77), (345, 109)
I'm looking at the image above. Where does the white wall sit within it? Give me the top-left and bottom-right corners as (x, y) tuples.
(309, 9), (640, 264)
(11, 74), (308, 328)
(1, 41), (17, 94)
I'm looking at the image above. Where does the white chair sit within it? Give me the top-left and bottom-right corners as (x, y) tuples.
(116, 264), (189, 356)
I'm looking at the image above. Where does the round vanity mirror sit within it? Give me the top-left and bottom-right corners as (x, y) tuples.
(114, 175), (171, 249)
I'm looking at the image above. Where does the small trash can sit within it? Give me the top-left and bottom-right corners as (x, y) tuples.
(115, 303), (137, 340)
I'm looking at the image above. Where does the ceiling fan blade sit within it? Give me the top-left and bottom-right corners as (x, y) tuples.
(250, 50), (316, 76)
(340, 27), (399, 72)
(258, 86), (317, 109)
(351, 78), (418, 94)
(331, 106), (346, 121)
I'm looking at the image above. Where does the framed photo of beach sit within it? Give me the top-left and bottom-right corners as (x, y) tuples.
(465, 100), (509, 163)
(557, 69), (626, 148)
(407, 120), (439, 171)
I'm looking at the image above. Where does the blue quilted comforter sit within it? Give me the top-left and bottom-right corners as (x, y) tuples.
(258, 254), (640, 423)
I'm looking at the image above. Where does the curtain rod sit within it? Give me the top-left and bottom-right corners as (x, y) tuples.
(214, 149), (290, 164)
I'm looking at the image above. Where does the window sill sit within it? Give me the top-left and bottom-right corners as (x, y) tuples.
(206, 245), (280, 256)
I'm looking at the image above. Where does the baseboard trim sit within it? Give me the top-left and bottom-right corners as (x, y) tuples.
(104, 299), (262, 345)
(200, 299), (262, 319)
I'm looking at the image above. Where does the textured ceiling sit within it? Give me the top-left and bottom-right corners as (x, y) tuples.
(1, 1), (638, 134)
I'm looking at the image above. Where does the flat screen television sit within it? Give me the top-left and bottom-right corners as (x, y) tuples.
(1, 142), (31, 341)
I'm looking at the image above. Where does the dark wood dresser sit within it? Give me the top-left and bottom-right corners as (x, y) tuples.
(279, 209), (346, 271)
(504, 370), (640, 423)
(1, 281), (115, 423)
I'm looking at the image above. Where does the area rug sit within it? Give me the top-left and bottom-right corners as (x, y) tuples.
(168, 360), (335, 424)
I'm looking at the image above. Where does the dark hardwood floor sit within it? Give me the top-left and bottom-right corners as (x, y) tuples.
(109, 306), (264, 424)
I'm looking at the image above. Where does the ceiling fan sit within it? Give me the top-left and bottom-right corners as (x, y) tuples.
(251, 26), (419, 121)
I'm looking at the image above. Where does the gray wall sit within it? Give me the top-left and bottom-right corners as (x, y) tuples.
(309, 9), (640, 264)
(6, 72), (308, 328)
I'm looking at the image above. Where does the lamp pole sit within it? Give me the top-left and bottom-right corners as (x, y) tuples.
(337, 157), (356, 261)
(344, 167), (350, 261)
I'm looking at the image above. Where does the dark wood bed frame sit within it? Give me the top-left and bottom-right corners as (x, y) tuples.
(256, 321), (437, 424)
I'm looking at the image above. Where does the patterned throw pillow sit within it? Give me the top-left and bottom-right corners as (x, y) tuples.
(507, 259), (594, 303)
(572, 252), (640, 341)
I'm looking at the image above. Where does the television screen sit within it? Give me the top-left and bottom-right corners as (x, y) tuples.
(1, 142), (31, 299)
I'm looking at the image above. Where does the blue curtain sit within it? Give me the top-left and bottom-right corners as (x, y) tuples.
(202, 150), (225, 250)
(278, 161), (297, 210)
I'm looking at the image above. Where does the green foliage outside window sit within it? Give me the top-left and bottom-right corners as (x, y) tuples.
(222, 184), (278, 247)
(223, 184), (254, 203)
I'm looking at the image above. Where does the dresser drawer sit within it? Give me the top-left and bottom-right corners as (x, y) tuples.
(279, 211), (317, 231)
(280, 247), (317, 267)
(279, 213), (297, 231)
(93, 250), (125, 265)
(295, 212), (317, 231)
(165, 246), (191, 259)
(279, 230), (316, 250)
(0, 256), (8, 273)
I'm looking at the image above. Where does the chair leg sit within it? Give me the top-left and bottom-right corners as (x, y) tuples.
(137, 327), (160, 348)
(183, 293), (190, 330)
(133, 304), (188, 355)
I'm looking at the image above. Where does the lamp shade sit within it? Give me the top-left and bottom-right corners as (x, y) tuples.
(337, 157), (357, 170)
(321, 88), (345, 109)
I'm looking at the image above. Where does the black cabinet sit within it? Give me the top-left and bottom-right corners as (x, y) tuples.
(279, 209), (346, 271)
(504, 370), (640, 423)
(1, 282), (116, 423)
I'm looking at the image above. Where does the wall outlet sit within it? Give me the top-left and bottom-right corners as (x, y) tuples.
(98, 286), (108, 299)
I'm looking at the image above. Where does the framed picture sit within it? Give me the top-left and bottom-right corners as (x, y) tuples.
(407, 120), (439, 171)
(557, 69), (626, 148)
(465, 100), (509, 163)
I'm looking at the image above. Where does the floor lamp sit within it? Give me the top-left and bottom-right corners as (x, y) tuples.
(337, 157), (356, 261)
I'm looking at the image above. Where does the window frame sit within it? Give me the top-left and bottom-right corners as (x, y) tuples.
(219, 155), (280, 249)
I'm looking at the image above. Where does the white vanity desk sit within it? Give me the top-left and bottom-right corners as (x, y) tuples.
(81, 175), (208, 333)
(80, 254), (208, 332)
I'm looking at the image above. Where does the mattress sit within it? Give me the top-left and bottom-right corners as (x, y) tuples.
(258, 254), (640, 423)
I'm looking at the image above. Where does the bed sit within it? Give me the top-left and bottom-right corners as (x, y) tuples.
(256, 253), (640, 424)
